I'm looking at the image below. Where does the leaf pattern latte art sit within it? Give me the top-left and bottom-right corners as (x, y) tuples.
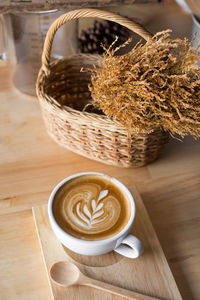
(76, 190), (108, 227)
(63, 185), (121, 234)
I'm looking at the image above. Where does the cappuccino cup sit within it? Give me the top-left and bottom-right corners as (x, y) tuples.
(48, 172), (144, 259)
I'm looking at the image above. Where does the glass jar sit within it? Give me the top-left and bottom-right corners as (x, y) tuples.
(1, 10), (78, 95)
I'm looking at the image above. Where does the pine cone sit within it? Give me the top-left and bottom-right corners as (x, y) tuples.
(78, 20), (131, 54)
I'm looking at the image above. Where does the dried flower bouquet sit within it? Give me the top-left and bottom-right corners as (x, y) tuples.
(89, 30), (200, 139)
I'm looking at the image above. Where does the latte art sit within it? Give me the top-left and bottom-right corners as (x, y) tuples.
(53, 174), (131, 240)
(71, 191), (108, 228)
(63, 186), (121, 234)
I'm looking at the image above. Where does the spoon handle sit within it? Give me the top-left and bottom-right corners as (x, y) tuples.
(83, 276), (160, 300)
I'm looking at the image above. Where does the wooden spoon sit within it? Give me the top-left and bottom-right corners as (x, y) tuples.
(50, 261), (160, 300)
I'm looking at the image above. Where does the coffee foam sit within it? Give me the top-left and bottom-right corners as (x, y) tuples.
(53, 175), (131, 240)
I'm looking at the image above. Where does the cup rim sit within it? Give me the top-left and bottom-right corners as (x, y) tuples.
(48, 172), (135, 245)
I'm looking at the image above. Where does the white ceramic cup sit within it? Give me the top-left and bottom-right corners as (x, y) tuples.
(48, 172), (144, 259)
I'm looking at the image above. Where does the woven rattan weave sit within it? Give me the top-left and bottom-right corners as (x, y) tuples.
(36, 9), (168, 167)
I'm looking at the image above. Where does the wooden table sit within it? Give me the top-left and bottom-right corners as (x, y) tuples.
(0, 3), (199, 300)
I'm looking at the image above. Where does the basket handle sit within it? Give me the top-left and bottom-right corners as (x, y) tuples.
(41, 8), (153, 75)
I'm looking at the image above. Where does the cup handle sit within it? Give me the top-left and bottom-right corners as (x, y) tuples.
(114, 235), (144, 258)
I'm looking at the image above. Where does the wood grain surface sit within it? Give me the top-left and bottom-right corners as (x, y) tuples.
(0, 2), (199, 300)
(32, 187), (183, 300)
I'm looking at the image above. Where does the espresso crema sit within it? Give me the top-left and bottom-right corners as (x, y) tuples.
(53, 174), (131, 240)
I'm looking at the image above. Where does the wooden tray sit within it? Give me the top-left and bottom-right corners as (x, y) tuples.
(32, 187), (182, 300)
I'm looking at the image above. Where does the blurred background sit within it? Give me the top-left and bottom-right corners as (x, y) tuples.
(0, 0), (198, 95)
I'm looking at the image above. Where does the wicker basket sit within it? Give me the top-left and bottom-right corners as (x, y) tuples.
(36, 9), (169, 168)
